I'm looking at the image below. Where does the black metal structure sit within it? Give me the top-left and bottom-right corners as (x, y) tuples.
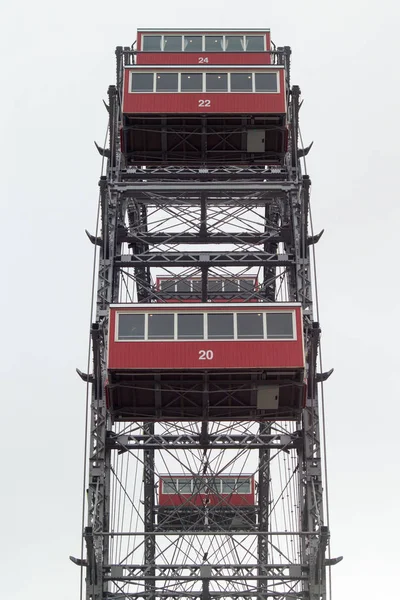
(77, 31), (334, 600)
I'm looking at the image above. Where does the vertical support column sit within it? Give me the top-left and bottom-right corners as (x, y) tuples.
(299, 322), (326, 600)
(199, 193), (209, 302)
(86, 178), (116, 600)
(201, 118), (207, 162)
(127, 199), (151, 302)
(296, 176), (313, 312)
(263, 201), (280, 301)
(258, 422), (271, 596)
(86, 84), (124, 598)
(86, 324), (110, 600)
(301, 396), (325, 600)
(294, 180), (325, 600)
(287, 79), (327, 597)
(143, 422), (156, 600)
(200, 373), (210, 447)
(201, 569), (211, 600)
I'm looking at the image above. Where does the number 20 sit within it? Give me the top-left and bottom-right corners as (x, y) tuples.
(199, 350), (214, 360)
(198, 99), (211, 107)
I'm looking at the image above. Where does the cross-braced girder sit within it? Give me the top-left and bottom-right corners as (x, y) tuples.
(122, 115), (287, 166)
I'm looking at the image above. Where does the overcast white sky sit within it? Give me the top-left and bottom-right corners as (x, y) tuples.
(1, 0), (399, 598)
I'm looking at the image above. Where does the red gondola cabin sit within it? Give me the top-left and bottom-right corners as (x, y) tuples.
(158, 474), (255, 507)
(106, 303), (305, 421)
(121, 29), (287, 166)
(156, 275), (259, 302)
(157, 474), (257, 531)
(136, 29), (272, 65)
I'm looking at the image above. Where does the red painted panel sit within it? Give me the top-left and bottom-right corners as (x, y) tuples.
(136, 52), (271, 65)
(159, 493), (254, 507)
(157, 298), (258, 303)
(108, 339), (303, 370)
(123, 92), (285, 115)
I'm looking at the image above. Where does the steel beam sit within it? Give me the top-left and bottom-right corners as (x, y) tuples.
(107, 433), (300, 451)
(118, 231), (284, 245)
(117, 252), (292, 267)
(112, 182), (297, 193)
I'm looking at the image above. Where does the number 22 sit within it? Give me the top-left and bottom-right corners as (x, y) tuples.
(198, 99), (211, 107)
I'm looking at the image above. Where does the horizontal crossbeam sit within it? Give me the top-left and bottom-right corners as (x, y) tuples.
(121, 169), (288, 181)
(107, 433), (298, 451)
(113, 182), (296, 192)
(112, 182), (296, 205)
(101, 530), (316, 536)
(105, 575), (305, 581)
(106, 563), (304, 575)
(119, 231), (284, 245)
(117, 252), (292, 267)
(107, 593), (303, 599)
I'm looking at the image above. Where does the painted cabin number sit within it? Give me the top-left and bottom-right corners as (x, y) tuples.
(198, 57), (209, 63)
(198, 99), (211, 107)
(199, 350), (214, 360)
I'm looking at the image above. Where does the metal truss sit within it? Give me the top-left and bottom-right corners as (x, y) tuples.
(117, 252), (292, 267)
(81, 38), (330, 600)
(107, 432), (299, 451)
(121, 166), (289, 180)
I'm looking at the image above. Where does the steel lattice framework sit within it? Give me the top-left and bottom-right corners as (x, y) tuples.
(77, 39), (333, 600)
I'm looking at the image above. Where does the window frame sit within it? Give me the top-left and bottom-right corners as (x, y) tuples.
(225, 35), (245, 52)
(244, 35), (266, 52)
(161, 476), (252, 495)
(204, 35), (225, 52)
(129, 70), (280, 94)
(205, 72), (229, 93)
(116, 310), (296, 342)
(254, 71), (279, 93)
(236, 311), (265, 340)
(221, 478), (238, 494)
(141, 34), (163, 52)
(235, 478), (252, 494)
(183, 35), (204, 52)
(163, 34), (185, 52)
(180, 72), (204, 93)
(147, 312), (175, 340)
(159, 278), (178, 292)
(229, 72), (254, 93)
(117, 312), (146, 340)
(220, 477), (252, 494)
(141, 34), (267, 53)
(207, 312), (235, 340)
(161, 478), (179, 494)
(130, 71), (155, 93)
(177, 312), (204, 340)
(265, 311), (295, 340)
(155, 72), (179, 93)
(177, 478), (193, 494)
